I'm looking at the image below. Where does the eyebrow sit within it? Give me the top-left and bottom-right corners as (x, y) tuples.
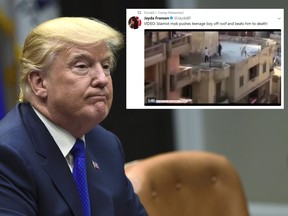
(66, 52), (94, 65)
(66, 51), (112, 66)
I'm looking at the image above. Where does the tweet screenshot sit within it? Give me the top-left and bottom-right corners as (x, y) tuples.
(126, 9), (284, 109)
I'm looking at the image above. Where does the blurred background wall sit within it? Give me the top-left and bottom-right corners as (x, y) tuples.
(0, 0), (287, 215)
(0, 0), (60, 117)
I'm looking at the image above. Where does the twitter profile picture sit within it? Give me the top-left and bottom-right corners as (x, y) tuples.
(128, 16), (141, 29)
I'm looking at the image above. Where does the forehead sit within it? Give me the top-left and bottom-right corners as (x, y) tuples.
(64, 43), (111, 61)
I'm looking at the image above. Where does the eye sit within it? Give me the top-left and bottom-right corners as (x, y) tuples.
(71, 62), (89, 75)
(102, 62), (110, 70)
(102, 62), (112, 76)
(76, 63), (88, 69)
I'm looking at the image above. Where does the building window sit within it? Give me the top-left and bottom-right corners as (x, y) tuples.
(182, 85), (193, 99)
(239, 76), (244, 87)
(263, 63), (267, 73)
(249, 65), (259, 81)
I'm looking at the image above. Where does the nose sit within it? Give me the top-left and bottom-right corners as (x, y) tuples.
(90, 63), (109, 88)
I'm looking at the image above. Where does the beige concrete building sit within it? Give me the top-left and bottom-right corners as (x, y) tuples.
(144, 31), (279, 104)
(220, 36), (277, 104)
(145, 31), (193, 103)
(270, 31), (282, 104)
(271, 66), (281, 104)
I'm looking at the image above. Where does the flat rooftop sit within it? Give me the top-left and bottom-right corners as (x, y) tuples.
(181, 40), (262, 66)
(213, 41), (261, 64)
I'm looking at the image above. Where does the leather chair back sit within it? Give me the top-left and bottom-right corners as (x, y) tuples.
(125, 151), (249, 216)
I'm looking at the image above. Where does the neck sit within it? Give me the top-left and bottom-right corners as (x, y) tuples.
(30, 101), (91, 138)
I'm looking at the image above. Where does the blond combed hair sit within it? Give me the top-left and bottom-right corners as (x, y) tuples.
(19, 17), (123, 102)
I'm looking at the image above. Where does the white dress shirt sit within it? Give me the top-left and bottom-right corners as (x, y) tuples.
(33, 107), (84, 172)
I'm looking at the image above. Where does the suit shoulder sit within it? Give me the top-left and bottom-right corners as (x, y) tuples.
(86, 125), (122, 149)
(92, 125), (118, 138)
(0, 105), (25, 139)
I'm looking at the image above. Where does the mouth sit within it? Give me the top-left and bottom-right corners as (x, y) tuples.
(86, 95), (108, 102)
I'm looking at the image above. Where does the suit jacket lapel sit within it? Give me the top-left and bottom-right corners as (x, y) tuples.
(42, 148), (83, 216)
(20, 103), (83, 216)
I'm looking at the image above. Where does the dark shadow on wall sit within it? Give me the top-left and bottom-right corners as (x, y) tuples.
(60, 0), (174, 162)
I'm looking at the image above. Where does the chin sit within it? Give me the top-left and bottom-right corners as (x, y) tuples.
(90, 106), (109, 122)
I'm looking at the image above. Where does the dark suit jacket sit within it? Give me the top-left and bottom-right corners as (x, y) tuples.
(0, 103), (147, 216)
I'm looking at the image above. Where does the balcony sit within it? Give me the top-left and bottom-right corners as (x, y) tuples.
(170, 66), (200, 91)
(199, 62), (230, 81)
(145, 43), (166, 67)
(145, 81), (157, 97)
(213, 63), (230, 81)
(167, 34), (191, 57)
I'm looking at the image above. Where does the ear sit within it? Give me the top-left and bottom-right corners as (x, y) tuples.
(28, 71), (48, 99)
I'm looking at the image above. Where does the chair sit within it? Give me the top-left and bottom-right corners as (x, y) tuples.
(125, 151), (250, 216)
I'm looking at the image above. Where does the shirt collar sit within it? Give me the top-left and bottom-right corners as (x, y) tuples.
(32, 107), (85, 158)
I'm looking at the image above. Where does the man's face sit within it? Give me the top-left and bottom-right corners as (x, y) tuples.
(43, 44), (113, 130)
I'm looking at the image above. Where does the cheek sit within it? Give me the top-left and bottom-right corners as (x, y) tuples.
(108, 79), (113, 101)
(47, 78), (83, 103)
